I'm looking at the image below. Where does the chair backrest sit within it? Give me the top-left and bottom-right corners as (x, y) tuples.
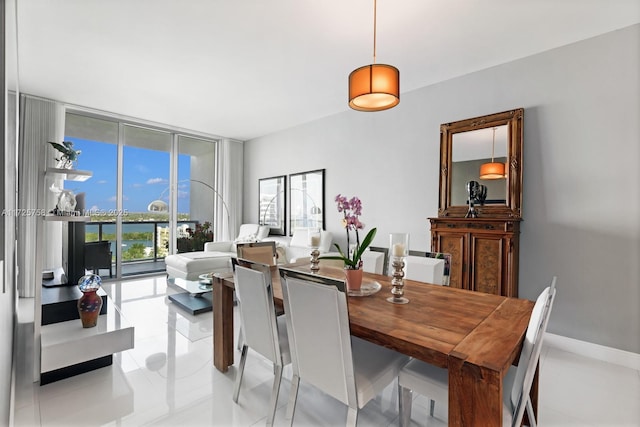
(84, 241), (111, 266)
(231, 258), (283, 364)
(279, 267), (357, 408)
(402, 251), (451, 285)
(361, 250), (385, 274)
(290, 229), (333, 253)
(236, 241), (277, 266)
(369, 246), (389, 275)
(510, 276), (557, 426)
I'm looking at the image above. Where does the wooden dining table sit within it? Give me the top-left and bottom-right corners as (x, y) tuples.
(212, 262), (536, 426)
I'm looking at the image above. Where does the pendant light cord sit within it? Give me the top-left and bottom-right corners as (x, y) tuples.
(373, 0), (377, 64)
(491, 127), (496, 161)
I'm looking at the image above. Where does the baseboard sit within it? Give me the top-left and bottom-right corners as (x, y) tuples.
(544, 333), (640, 371)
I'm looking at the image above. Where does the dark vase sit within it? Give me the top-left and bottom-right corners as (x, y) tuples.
(77, 274), (103, 328)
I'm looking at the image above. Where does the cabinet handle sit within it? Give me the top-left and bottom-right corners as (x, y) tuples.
(447, 224), (455, 228)
(485, 224), (494, 230)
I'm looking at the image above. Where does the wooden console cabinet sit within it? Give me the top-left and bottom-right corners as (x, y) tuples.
(430, 217), (520, 297)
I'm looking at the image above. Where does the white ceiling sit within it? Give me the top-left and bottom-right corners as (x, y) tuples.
(15, 0), (640, 141)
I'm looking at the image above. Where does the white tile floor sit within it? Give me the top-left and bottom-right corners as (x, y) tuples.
(13, 275), (640, 426)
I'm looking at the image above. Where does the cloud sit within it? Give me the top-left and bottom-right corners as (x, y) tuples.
(147, 177), (168, 185)
(97, 180), (108, 184)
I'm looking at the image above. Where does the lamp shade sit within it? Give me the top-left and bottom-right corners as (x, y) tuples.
(349, 64), (400, 111)
(479, 162), (506, 180)
(147, 199), (168, 212)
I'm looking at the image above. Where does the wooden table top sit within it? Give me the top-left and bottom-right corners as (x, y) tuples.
(225, 262), (534, 373)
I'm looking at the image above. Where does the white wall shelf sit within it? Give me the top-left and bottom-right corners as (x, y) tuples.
(45, 167), (93, 182)
(44, 214), (90, 222)
(40, 298), (134, 374)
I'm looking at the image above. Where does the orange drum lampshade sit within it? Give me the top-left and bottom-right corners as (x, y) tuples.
(479, 162), (506, 180)
(349, 64), (400, 111)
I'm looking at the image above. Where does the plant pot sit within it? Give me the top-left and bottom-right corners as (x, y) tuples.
(344, 267), (363, 292)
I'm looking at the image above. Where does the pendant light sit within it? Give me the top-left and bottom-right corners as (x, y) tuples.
(348, 0), (399, 111)
(479, 127), (506, 179)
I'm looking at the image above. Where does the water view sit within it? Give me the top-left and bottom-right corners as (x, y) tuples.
(86, 220), (196, 262)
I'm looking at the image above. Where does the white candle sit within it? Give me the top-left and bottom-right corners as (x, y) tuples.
(309, 235), (321, 247)
(392, 243), (405, 257)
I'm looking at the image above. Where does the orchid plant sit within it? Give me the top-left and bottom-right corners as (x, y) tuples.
(320, 194), (377, 270)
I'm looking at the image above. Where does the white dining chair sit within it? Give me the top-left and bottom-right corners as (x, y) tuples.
(361, 250), (385, 274)
(234, 242), (280, 351)
(279, 267), (410, 427)
(231, 258), (290, 426)
(398, 276), (557, 427)
(236, 241), (278, 266)
(401, 252), (450, 285)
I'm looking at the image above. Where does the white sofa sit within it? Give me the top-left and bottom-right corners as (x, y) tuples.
(164, 224), (270, 280)
(265, 228), (333, 264)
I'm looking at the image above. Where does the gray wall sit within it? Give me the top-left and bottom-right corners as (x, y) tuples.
(244, 25), (640, 354)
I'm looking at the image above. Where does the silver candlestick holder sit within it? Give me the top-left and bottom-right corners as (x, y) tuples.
(310, 248), (320, 273)
(387, 256), (409, 304)
(387, 232), (409, 304)
(308, 228), (321, 274)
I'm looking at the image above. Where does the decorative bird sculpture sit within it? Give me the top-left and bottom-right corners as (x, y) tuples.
(48, 140), (81, 169)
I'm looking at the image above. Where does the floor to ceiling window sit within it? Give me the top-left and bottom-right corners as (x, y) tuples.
(64, 111), (218, 279)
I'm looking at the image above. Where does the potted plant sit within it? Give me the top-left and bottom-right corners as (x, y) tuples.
(320, 194), (376, 290)
(175, 221), (214, 253)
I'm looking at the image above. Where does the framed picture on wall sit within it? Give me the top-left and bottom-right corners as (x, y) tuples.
(289, 169), (325, 236)
(258, 175), (286, 236)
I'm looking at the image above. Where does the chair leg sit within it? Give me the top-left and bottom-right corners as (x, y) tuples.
(525, 397), (537, 427)
(286, 374), (300, 425)
(346, 407), (358, 427)
(398, 384), (412, 427)
(237, 324), (244, 351)
(232, 344), (248, 403)
(266, 364), (283, 427)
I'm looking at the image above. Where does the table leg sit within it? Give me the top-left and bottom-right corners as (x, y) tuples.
(213, 276), (234, 372)
(448, 352), (502, 426)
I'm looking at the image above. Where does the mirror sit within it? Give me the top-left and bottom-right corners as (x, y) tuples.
(259, 175), (286, 236)
(289, 169), (325, 235)
(438, 109), (523, 218)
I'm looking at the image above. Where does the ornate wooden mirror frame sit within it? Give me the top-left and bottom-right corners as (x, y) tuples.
(438, 108), (523, 218)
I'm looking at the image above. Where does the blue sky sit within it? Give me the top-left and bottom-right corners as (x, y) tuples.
(63, 137), (191, 213)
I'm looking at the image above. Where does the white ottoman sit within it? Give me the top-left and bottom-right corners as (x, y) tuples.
(164, 251), (233, 281)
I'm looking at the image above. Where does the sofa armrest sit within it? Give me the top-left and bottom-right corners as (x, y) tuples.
(204, 241), (234, 253)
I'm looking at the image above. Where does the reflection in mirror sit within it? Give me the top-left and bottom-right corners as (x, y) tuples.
(451, 125), (508, 206)
(438, 108), (523, 218)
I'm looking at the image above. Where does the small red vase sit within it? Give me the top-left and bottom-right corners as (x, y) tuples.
(344, 268), (363, 292)
(77, 290), (103, 328)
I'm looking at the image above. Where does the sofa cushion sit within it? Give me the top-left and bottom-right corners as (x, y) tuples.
(165, 251), (234, 280)
(234, 224), (260, 243)
(256, 225), (270, 241)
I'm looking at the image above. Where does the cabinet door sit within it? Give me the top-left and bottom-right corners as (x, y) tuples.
(469, 234), (505, 295)
(434, 232), (466, 290)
